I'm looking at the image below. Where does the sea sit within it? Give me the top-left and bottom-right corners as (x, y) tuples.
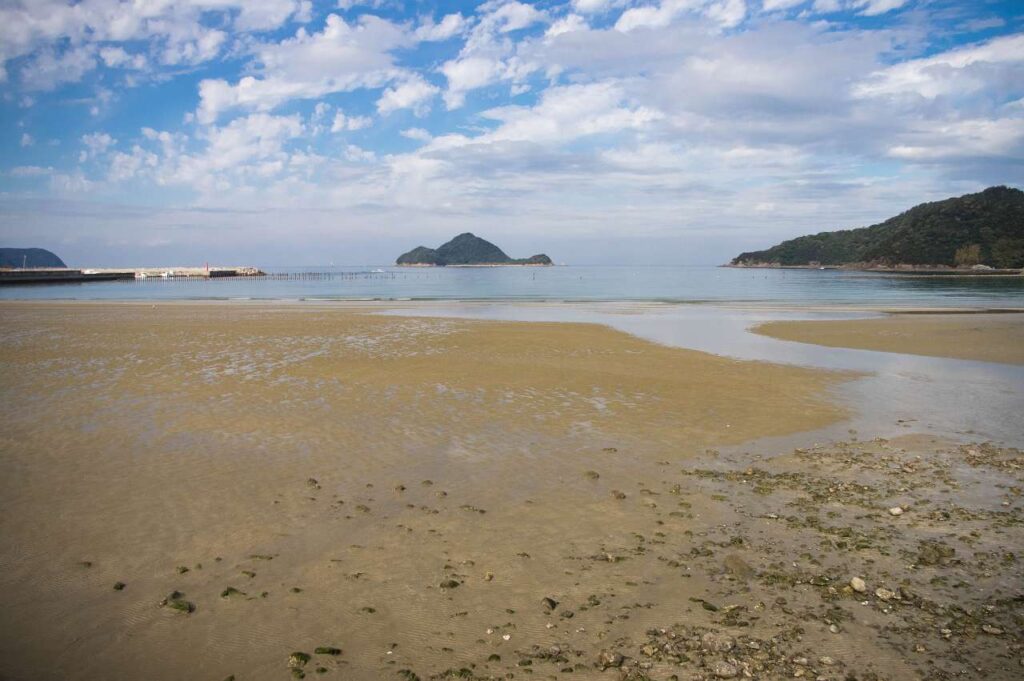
(2, 265), (1024, 307)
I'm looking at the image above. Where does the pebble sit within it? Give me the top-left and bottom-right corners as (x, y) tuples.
(981, 625), (1003, 635)
(818, 656), (836, 666)
(888, 506), (903, 516)
(850, 576), (867, 593)
(597, 650), (624, 669)
(711, 660), (739, 678)
(701, 632), (736, 653)
(828, 624), (840, 634)
(875, 587), (895, 601)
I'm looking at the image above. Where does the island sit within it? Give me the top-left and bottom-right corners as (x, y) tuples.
(396, 233), (552, 267)
(729, 186), (1024, 272)
(0, 247), (67, 269)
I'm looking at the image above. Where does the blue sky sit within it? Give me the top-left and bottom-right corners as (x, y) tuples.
(1, 0), (1022, 266)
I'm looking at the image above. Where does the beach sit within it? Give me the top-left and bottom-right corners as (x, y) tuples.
(0, 302), (1021, 681)
(754, 313), (1024, 365)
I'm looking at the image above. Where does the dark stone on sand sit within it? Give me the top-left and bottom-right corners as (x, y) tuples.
(113, 581), (126, 591)
(597, 650), (624, 669)
(160, 591), (195, 614)
(440, 579), (461, 589)
(315, 646), (342, 655)
(542, 596), (559, 611)
(723, 554), (756, 579)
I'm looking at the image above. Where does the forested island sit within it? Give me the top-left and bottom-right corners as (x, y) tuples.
(731, 186), (1024, 270)
(397, 233), (552, 267)
(0, 247), (67, 269)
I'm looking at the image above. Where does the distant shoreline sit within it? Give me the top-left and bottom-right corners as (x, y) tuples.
(723, 264), (1024, 276)
(396, 262), (554, 268)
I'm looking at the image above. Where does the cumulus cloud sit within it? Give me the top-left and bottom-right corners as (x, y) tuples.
(853, 34), (1024, 100)
(195, 14), (407, 123)
(80, 132), (116, 161)
(331, 112), (373, 132)
(414, 13), (467, 41)
(377, 76), (440, 115)
(0, 1), (310, 90)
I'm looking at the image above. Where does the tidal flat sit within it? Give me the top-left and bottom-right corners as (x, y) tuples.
(0, 302), (1021, 681)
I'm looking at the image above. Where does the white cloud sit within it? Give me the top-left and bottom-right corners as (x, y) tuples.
(331, 112), (373, 132)
(79, 132), (116, 161)
(99, 46), (146, 69)
(21, 45), (97, 91)
(20, 132), (34, 147)
(572, 0), (614, 13)
(108, 145), (158, 182)
(441, 56), (504, 109)
(852, 0), (909, 16)
(414, 13), (467, 41)
(615, 0), (747, 32)
(10, 165), (53, 177)
(377, 76), (440, 115)
(195, 14), (408, 123)
(478, 82), (663, 144)
(401, 127), (432, 141)
(887, 118), (1024, 161)
(761, 0), (806, 10)
(854, 34), (1024, 100)
(0, 1), (309, 90)
(546, 14), (589, 38)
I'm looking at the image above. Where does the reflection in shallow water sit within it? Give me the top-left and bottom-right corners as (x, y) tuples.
(381, 303), (1024, 447)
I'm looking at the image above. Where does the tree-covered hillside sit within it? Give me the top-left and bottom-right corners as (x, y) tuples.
(397, 233), (551, 266)
(732, 186), (1024, 268)
(0, 248), (67, 268)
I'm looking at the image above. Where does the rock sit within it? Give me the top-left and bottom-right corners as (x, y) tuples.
(981, 625), (1003, 635)
(315, 646), (342, 655)
(611, 490), (627, 500)
(888, 506), (903, 516)
(542, 596), (559, 611)
(818, 656), (836, 666)
(440, 579), (461, 589)
(288, 652), (311, 669)
(160, 591), (195, 614)
(850, 577), (867, 593)
(917, 540), (955, 566)
(113, 581), (126, 591)
(597, 650), (624, 669)
(875, 587), (895, 601)
(306, 478), (320, 489)
(711, 660), (739, 678)
(484, 572), (494, 581)
(828, 624), (840, 634)
(701, 632), (736, 653)
(723, 554), (756, 580)
(584, 470), (600, 480)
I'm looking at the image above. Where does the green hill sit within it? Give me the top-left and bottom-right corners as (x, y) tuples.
(731, 186), (1024, 268)
(397, 233), (552, 266)
(0, 247), (67, 268)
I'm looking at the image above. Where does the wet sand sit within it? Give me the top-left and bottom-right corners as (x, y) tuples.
(0, 302), (1021, 681)
(754, 313), (1024, 365)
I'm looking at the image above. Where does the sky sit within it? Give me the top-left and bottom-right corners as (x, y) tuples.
(0, 0), (1022, 267)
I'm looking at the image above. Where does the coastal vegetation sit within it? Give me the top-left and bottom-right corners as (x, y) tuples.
(396, 232), (552, 266)
(731, 186), (1024, 268)
(0, 247), (66, 268)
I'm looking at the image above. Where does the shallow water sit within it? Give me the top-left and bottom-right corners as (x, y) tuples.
(380, 303), (1024, 447)
(3, 265), (1024, 307)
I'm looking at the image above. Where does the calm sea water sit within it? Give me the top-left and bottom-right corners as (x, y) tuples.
(2, 266), (1023, 307)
